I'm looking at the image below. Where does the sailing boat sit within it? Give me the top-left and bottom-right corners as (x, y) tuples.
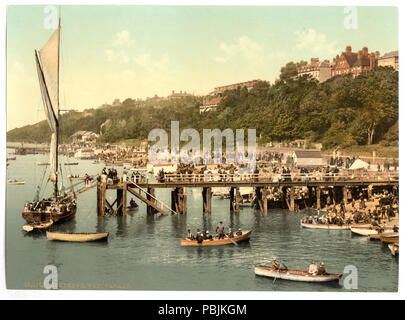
(22, 18), (77, 224)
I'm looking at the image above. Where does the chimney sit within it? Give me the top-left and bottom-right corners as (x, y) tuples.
(362, 47), (368, 56)
(346, 46), (352, 53)
(358, 50), (362, 59)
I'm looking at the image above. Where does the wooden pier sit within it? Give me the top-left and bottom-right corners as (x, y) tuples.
(89, 173), (398, 217)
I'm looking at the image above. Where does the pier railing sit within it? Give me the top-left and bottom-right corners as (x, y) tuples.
(160, 172), (399, 183)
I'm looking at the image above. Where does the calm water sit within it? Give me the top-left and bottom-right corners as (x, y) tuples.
(6, 150), (398, 291)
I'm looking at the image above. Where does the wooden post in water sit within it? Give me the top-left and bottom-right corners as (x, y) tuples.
(289, 187), (295, 212)
(117, 188), (123, 215)
(147, 187), (155, 215)
(207, 187), (212, 213)
(229, 187), (235, 212)
(316, 187), (321, 209)
(262, 188), (268, 214)
(343, 186), (348, 206)
(234, 187), (240, 213)
(97, 182), (106, 217)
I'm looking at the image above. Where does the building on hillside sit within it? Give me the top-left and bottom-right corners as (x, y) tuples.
(211, 79), (260, 95)
(168, 90), (193, 99)
(297, 58), (332, 82)
(292, 150), (325, 168)
(71, 130), (99, 143)
(199, 96), (225, 113)
(331, 46), (380, 77)
(377, 50), (399, 71)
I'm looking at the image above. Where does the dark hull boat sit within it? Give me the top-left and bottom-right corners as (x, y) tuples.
(22, 18), (77, 225)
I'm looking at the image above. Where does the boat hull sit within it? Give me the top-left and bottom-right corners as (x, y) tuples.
(22, 206), (76, 224)
(180, 230), (251, 246)
(301, 222), (370, 230)
(351, 226), (394, 236)
(380, 236), (399, 244)
(254, 265), (342, 283)
(46, 232), (109, 242)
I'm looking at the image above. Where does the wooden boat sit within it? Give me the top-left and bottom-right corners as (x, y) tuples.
(351, 225), (394, 236)
(7, 179), (25, 185)
(7, 157), (16, 161)
(388, 244), (399, 256)
(36, 162), (50, 166)
(180, 230), (251, 246)
(46, 231), (109, 242)
(254, 265), (342, 283)
(368, 232), (398, 241)
(301, 221), (370, 230)
(64, 162), (78, 166)
(380, 236), (399, 244)
(22, 219), (53, 232)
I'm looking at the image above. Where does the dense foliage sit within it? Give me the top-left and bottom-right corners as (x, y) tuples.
(7, 67), (398, 150)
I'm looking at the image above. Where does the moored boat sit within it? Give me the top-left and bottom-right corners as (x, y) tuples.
(22, 219), (53, 232)
(64, 162), (79, 166)
(368, 232), (399, 241)
(46, 231), (109, 242)
(36, 162), (50, 166)
(388, 244), (399, 256)
(7, 179), (25, 185)
(350, 225), (394, 236)
(380, 236), (399, 244)
(254, 265), (342, 283)
(180, 230), (251, 246)
(301, 221), (370, 230)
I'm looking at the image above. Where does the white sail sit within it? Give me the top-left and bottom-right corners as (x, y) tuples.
(39, 26), (60, 121)
(35, 23), (60, 186)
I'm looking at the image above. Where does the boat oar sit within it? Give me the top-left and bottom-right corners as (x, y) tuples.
(230, 238), (239, 246)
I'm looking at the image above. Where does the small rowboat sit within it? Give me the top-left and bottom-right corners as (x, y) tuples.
(301, 221), (370, 230)
(180, 230), (251, 246)
(7, 179), (25, 185)
(46, 231), (109, 242)
(368, 232), (399, 241)
(64, 162), (79, 166)
(351, 226), (394, 236)
(254, 265), (342, 283)
(22, 219), (54, 232)
(388, 244), (399, 256)
(36, 162), (50, 166)
(380, 236), (399, 244)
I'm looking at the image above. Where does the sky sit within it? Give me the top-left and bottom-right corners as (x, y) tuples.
(6, 5), (398, 130)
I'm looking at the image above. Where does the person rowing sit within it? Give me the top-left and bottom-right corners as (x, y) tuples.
(308, 261), (318, 275)
(187, 229), (195, 240)
(196, 229), (204, 244)
(317, 262), (326, 275)
(272, 257), (281, 270)
(227, 228), (234, 238)
(205, 230), (213, 240)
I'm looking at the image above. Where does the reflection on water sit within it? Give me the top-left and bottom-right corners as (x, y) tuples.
(6, 153), (398, 291)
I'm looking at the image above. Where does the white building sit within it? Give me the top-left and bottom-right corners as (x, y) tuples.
(298, 58), (332, 83)
(292, 150), (325, 168)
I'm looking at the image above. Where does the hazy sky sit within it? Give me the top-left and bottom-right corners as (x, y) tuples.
(6, 5), (398, 130)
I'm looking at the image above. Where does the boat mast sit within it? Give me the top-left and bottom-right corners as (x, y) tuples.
(54, 16), (61, 199)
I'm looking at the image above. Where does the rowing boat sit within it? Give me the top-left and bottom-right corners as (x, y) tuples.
(301, 221), (370, 230)
(46, 231), (109, 242)
(380, 236), (398, 244)
(350, 226), (394, 236)
(7, 179), (25, 185)
(254, 265), (342, 283)
(22, 219), (54, 232)
(368, 232), (398, 240)
(388, 244), (399, 256)
(180, 230), (251, 246)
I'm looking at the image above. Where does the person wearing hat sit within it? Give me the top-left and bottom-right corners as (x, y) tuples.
(271, 257), (281, 270)
(196, 229), (203, 244)
(227, 228), (234, 238)
(205, 230), (213, 240)
(308, 261), (318, 275)
(317, 262), (326, 275)
(236, 228), (242, 236)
